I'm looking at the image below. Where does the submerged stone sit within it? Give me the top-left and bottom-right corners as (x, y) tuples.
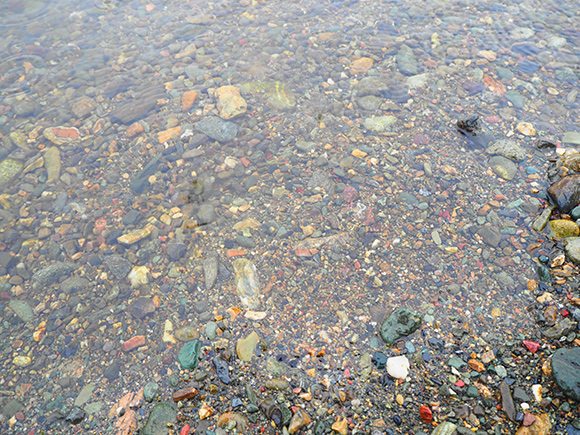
(233, 258), (261, 309)
(548, 174), (580, 214)
(380, 308), (422, 345)
(552, 348), (580, 401)
(178, 339), (201, 370)
(142, 402), (177, 435)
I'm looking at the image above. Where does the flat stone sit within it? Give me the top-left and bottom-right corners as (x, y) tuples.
(515, 413), (551, 435)
(397, 44), (418, 75)
(8, 300), (35, 323)
(172, 387), (198, 402)
(486, 139), (526, 161)
(0, 158), (23, 188)
(501, 380), (516, 421)
(233, 258), (261, 309)
(215, 86), (247, 119)
(122, 335), (146, 352)
(236, 331), (260, 361)
(127, 297), (156, 319)
(563, 132), (580, 145)
(44, 147), (61, 182)
(288, 408), (311, 434)
(431, 422), (457, 435)
(195, 116), (238, 143)
(552, 348), (580, 401)
(541, 317), (577, 339)
(364, 115), (398, 132)
(111, 84), (165, 125)
(32, 262), (77, 290)
(142, 402), (177, 435)
(478, 224), (502, 247)
(103, 255), (132, 280)
(144, 382), (159, 402)
(203, 257), (218, 290)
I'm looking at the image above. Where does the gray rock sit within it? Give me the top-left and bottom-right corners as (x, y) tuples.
(203, 256), (218, 290)
(563, 132), (580, 145)
(354, 76), (389, 97)
(197, 203), (217, 224)
(236, 235), (255, 249)
(129, 154), (162, 194)
(552, 348), (580, 401)
(8, 300), (34, 323)
(167, 242), (187, 261)
(541, 317), (578, 339)
(295, 141), (317, 153)
(477, 224), (502, 247)
(505, 90), (525, 108)
(486, 139), (525, 161)
(32, 262), (77, 290)
(512, 387), (531, 402)
(500, 381), (516, 421)
(60, 277), (90, 294)
(103, 255), (132, 280)
(358, 95), (382, 111)
(488, 155), (517, 180)
(142, 402), (177, 435)
(104, 359), (121, 380)
(195, 116), (238, 143)
(397, 44), (418, 76)
(565, 237), (580, 264)
(548, 175), (580, 213)
(364, 115), (397, 132)
(127, 297), (156, 319)
(110, 84), (165, 124)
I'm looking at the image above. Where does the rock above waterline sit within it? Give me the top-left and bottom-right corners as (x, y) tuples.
(548, 174), (580, 213)
(550, 219), (580, 238)
(565, 237), (580, 264)
(195, 116), (238, 143)
(380, 308), (421, 345)
(552, 348), (580, 401)
(142, 402), (177, 435)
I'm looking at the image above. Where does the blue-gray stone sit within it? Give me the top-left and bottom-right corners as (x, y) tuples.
(195, 116), (238, 143)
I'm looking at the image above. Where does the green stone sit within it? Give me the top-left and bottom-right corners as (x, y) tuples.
(379, 308), (422, 345)
(8, 300), (34, 323)
(177, 340), (200, 370)
(236, 331), (259, 361)
(142, 402), (176, 435)
(448, 356), (467, 369)
(467, 386), (479, 397)
(143, 382), (159, 402)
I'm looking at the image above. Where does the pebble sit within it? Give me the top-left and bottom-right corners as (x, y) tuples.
(288, 408), (311, 434)
(232, 258), (261, 309)
(380, 308), (422, 345)
(548, 174), (580, 213)
(215, 86), (247, 119)
(516, 122), (536, 136)
(195, 116), (238, 143)
(386, 355), (410, 379)
(236, 331), (260, 361)
(142, 402), (177, 435)
(122, 335), (146, 352)
(515, 413), (551, 435)
(549, 219), (580, 238)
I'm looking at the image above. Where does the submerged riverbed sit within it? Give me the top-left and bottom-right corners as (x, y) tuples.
(1, 0), (580, 434)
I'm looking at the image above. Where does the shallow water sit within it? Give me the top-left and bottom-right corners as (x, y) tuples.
(1, 0), (580, 433)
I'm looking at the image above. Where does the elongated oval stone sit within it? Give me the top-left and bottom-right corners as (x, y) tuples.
(178, 339), (200, 370)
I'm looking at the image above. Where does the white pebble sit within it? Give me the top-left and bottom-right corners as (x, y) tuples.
(386, 355), (410, 380)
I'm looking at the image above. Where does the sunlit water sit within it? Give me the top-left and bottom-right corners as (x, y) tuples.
(1, 0), (580, 433)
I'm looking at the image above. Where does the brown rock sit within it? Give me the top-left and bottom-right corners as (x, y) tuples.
(288, 408), (311, 434)
(350, 57), (374, 75)
(126, 122), (144, 138)
(548, 174), (580, 214)
(122, 335), (145, 352)
(173, 387), (198, 402)
(182, 90), (197, 112)
(215, 86), (247, 119)
(515, 413), (551, 435)
(468, 359), (485, 372)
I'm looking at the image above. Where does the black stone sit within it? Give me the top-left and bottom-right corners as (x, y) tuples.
(548, 174), (580, 214)
(213, 356), (230, 384)
(64, 407), (86, 425)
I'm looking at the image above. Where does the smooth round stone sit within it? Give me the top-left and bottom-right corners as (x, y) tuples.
(386, 355), (410, 379)
(550, 219), (580, 238)
(488, 156), (517, 180)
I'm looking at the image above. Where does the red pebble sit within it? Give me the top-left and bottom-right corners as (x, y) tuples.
(523, 340), (540, 353)
(454, 379), (465, 387)
(122, 335), (146, 352)
(419, 405), (432, 424)
(562, 309), (569, 317)
(180, 424), (190, 435)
